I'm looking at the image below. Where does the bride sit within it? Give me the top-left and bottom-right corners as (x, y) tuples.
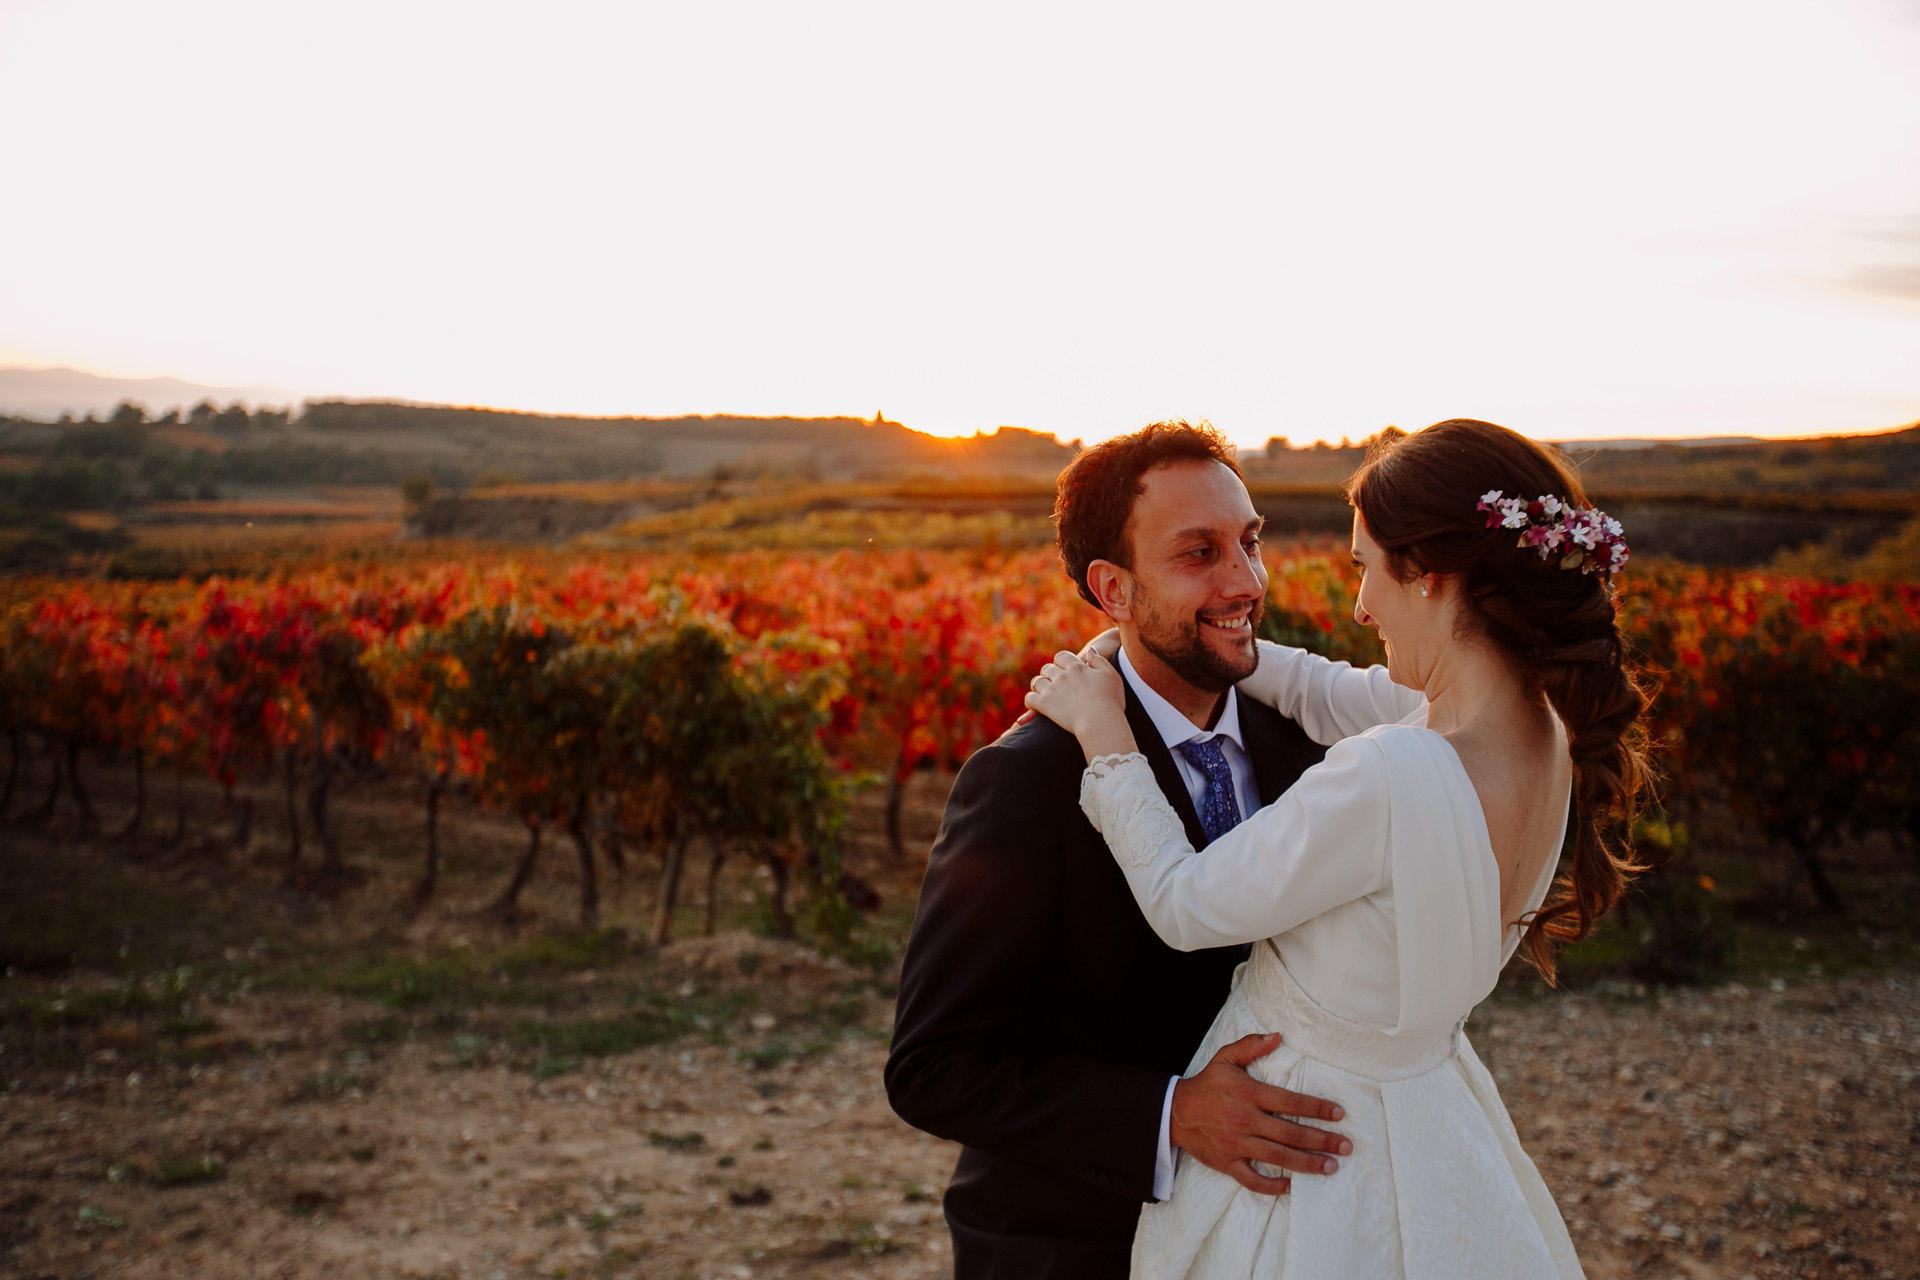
(1026, 419), (1649, 1279)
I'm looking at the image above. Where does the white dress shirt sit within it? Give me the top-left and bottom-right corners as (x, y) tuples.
(1118, 647), (1262, 823)
(1118, 645), (1260, 1203)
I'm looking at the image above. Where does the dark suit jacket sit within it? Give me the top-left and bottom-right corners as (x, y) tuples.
(884, 673), (1328, 1279)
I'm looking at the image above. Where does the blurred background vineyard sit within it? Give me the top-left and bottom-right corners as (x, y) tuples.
(3, 403), (1917, 1023)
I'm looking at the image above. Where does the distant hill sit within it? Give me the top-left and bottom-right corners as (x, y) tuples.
(4, 385), (1915, 567)
(1552, 437), (1770, 451)
(1560, 425), (1920, 495)
(0, 395), (1083, 501)
(0, 366), (301, 419)
(1244, 424), (1920, 496)
(295, 400), (1078, 481)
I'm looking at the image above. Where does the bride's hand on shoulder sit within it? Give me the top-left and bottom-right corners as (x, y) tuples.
(1006, 630), (1124, 730)
(1023, 650), (1136, 760)
(1078, 627), (1121, 662)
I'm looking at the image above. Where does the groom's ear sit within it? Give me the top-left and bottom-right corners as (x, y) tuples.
(1085, 560), (1135, 621)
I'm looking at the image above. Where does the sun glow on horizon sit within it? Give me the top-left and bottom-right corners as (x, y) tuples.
(2, 1), (1917, 449)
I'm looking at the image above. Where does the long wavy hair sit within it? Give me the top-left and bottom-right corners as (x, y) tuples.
(1348, 419), (1652, 982)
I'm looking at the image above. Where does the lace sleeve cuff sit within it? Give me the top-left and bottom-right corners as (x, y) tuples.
(1079, 752), (1193, 869)
(1085, 751), (1144, 778)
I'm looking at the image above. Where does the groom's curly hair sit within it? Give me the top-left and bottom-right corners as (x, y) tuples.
(1053, 420), (1244, 609)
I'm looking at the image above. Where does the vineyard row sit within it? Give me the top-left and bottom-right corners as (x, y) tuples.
(4, 548), (1917, 935)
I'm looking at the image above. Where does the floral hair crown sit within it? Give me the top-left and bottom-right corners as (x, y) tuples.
(1476, 491), (1629, 575)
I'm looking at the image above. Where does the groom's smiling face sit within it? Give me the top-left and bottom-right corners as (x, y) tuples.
(1089, 459), (1268, 701)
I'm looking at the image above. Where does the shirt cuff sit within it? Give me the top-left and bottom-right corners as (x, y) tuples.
(1152, 1075), (1179, 1202)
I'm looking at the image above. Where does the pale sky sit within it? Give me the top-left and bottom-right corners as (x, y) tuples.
(3, 0), (1919, 446)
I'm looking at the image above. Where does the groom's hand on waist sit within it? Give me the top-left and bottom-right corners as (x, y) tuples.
(1170, 1033), (1351, 1197)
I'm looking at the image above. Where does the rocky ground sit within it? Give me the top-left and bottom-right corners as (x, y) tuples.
(6, 956), (1915, 1280)
(1472, 975), (1918, 1279)
(2, 764), (1917, 1280)
(2, 933), (962, 1280)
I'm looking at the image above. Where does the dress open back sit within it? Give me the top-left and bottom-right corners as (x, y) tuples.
(1078, 643), (1583, 1279)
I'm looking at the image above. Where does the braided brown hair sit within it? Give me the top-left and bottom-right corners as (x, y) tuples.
(1348, 419), (1652, 982)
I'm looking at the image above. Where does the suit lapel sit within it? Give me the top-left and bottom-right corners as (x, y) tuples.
(1237, 691), (1327, 807)
(1121, 672), (1209, 851)
(1237, 694), (1291, 808)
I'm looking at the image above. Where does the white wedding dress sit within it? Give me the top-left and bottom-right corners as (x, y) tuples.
(1080, 642), (1584, 1279)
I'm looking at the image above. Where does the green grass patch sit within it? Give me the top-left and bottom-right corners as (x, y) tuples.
(824, 1216), (901, 1256)
(324, 956), (480, 1010)
(447, 1034), (491, 1067)
(153, 1157), (226, 1187)
(506, 984), (754, 1066)
(816, 995), (866, 1029)
(2, 985), (155, 1029)
(509, 1011), (679, 1058)
(646, 1131), (706, 1153)
(498, 929), (633, 975)
(274, 929), (639, 1012)
(739, 1038), (791, 1070)
(530, 1053), (580, 1080)
(583, 1204), (641, 1231)
(159, 1013), (217, 1038)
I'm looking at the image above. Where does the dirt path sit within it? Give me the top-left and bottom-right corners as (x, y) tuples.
(5, 957), (1916, 1280)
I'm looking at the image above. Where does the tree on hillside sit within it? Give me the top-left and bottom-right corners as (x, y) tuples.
(212, 404), (252, 434)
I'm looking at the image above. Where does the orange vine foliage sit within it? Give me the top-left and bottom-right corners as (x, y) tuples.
(4, 548), (1917, 883)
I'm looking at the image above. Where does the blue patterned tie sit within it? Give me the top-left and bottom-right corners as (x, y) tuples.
(1176, 737), (1243, 844)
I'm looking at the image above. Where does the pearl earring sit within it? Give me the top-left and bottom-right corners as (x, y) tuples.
(1421, 583), (1430, 597)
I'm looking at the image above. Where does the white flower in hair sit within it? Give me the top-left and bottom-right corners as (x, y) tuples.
(1476, 488), (1628, 574)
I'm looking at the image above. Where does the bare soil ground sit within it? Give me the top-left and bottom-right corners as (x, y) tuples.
(2, 934), (961, 1280)
(3, 759), (1917, 1280)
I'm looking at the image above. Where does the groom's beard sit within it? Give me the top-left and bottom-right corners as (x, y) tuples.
(1131, 585), (1264, 694)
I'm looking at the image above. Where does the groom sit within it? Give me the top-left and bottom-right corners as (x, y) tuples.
(887, 421), (1350, 1278)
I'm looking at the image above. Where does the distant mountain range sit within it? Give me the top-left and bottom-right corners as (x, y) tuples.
(1552, 437), (1770, 450)
(4, 364), (1915, 492)
(0, 366), (302, 420)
